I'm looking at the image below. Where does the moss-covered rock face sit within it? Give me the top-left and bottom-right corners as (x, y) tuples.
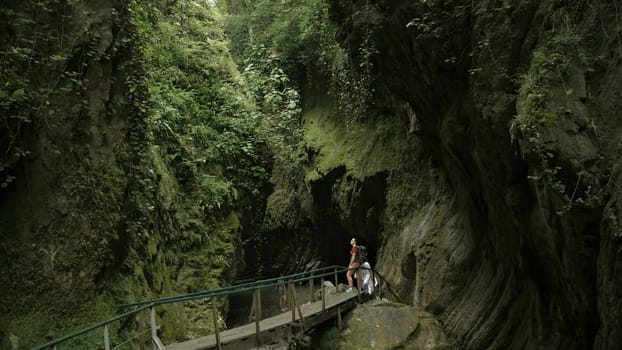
(258, 90), (413, 274)
(313, 300), (453, 350)
(3, 0), (622, 349)
(320, 0), (621, 349)
(0, 2), (130, 347)
(0, 1), (270, 348)
(341, 301), (420, 349)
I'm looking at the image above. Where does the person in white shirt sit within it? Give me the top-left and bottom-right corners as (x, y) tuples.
(359, 261), (378, 295)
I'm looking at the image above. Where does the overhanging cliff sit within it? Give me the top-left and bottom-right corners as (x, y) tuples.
(320, 1), (621, 349)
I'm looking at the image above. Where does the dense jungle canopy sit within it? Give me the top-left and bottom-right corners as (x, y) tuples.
(1, 0), (621, 349)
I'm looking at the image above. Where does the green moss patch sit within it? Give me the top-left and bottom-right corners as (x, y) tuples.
(303, 104), (405, 182)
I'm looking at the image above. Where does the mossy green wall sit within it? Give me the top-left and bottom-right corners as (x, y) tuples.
(303, 103), (405, 183)
(0, 1), (270, 348)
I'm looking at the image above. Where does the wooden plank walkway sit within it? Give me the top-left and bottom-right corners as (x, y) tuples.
(167, 292), (361, 350)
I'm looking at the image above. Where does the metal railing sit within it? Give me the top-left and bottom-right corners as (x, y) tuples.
(32, 264), (401, 350)
(31, 303), (162, 350)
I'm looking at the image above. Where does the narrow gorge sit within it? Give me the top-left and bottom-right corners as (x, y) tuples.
(1, 1), (621, 349)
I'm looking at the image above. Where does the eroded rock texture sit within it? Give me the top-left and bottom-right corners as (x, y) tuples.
(310, 1), (622, 349)
(0, 2), (255, 346)
(0, 0), (130, 311)
(331, 300), (453, 350)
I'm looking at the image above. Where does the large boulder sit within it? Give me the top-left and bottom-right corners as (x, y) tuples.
(314, 300), (454, 350)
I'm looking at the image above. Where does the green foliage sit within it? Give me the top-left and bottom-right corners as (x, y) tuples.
(66, 161), (125, 264)
(319, 1), (379, 123)
(302, 101), (406, 183)
(224, 0), (376, 123)
(512, 32), (582, 133)
(129, 0), (272, 285)
(511, 27), (587, 214)
(241, 45), (303, 167)
(513, 33), (580, 129)
(1, 296), (116, 349)
(1, 1), (130, 346)
(405, 1), (484, 40)
(0, 1), (87, 189)
(2, 0), (273, 347)
(225, 0), (329, 77)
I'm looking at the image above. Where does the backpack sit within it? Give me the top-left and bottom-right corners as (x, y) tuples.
(358, 245), (368, 264)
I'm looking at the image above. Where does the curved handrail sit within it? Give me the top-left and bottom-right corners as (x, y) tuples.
(356, 265), (406, 304)
(32, 263), (404, 349)
(32, 265), (348, 349)
(31, 303), (154, 350)
(116, 265), (348, 309)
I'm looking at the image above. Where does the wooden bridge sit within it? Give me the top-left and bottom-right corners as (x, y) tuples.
(168, 290), (363, 350)
(32, 265), (388, 350)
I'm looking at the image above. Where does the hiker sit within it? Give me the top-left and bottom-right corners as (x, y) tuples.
(276, 276), (287, 311)
(360, 260), (378, 295)
(346, 238), (360, 292)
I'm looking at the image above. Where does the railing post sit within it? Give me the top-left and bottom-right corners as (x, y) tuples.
(254, 289), (261, 347)
(257, 287), (262, 321)
(370, 269), (375, 296)
(248, 288), (256, 322)
(211, 297), (222, 350)
(369, 269), (382, 299)
(288, 282), (304, 336)
(334, 268), (338, 289)
(320, 276), (325, 312)
(309, 273), (314, 303)
(336, 306), (342, 330)
(150, 306), (157, 350)
(289, 283), (296, 323)
(177, 301), (186, 340)
(103, 325), (110, 350)
(138, 309), (145, 350)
